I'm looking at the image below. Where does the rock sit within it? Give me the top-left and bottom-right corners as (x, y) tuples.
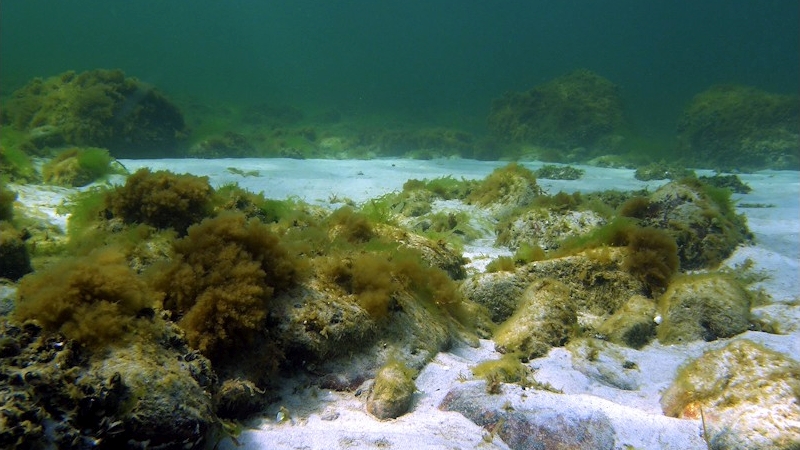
(0, 223), (32, 281)
(459, 270), (526, 323)
(366, 359), (417, 420)
(0, 319), (218, 449)
(494, 278), (576, 359)
(657, 273), (751, 344)
(661, 339), (800, 449)
(487, 69), (626, 156)
(1, 69), (188, 158)
(568, 338), (641, 391)
(497, 208), (606, 252)
(214, 378), (269, 420)
(597, 295), (657, 349)
(677, 84), (799, 171)
(469, 248), (648, 358)
(630, 180), (752, 270)
(439, 382), (616, 450)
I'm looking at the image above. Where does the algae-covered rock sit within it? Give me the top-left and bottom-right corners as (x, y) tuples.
(657, 273), (751, 344)
(459, 270), (527, 323)
(42, 147), (124, 187)
(189, 131), (255, 158)
(661, 339), (800, 449)
(214, 378), (269, 420)
(0, 222), (32, 281)
(0, 181), (17, 223)
(596, 294), (657, 349)
(494, 279), (576, 359)
(90, 334), (218, 449)
(623, 179), (752, 270)
(497, 208), (606, 252)
(467, 247), (646, 338)
(0, 319), (218, 449)
(1, 69), (187, 158)
(488, 69), (626, 156)
(465, 162), (543, 216)
(366, 359), (417, 420)
(677, 84), (799, 170)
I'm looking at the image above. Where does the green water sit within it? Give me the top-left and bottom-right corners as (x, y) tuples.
(1, 0), (798, 139)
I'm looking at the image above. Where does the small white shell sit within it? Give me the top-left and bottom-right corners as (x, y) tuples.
(654, 315), (663, 325)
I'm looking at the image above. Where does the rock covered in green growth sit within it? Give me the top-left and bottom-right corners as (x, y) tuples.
(677, 84), (799, 170)
(555, 219), (679, 295)
(459, 270), (527, 323)
(189, 131), (255, 158)
(152, 211), (301, 365)
(42, 147), (126, 187)
(661, 340), (800, 449)
(0, 222), (32, 281)
(0, 144), (38, 182)
(106, 168), (213, 235)
(621, 179), (751, 270)
(466, 163), (542, 212)
(0, 317), (218, 449)
(494, 279), (576, 359)
(657, 273), (752, 344)
(534, 164), (585, 180)
(366, 358), (417, 419)
(634, 161), (695, 181)
(496, 208), (606, 252)
(90, 330), (218, 448)
(698, 173), (752, 194)
(469, 247), (647, 323)
(596, 295), (657, 349)
(0, 180), (16, 222)
(471, 353), (532, 385)
(0, 69), (188, 158)
(487, 69), (626, 153)
(370, 127), (477, 158)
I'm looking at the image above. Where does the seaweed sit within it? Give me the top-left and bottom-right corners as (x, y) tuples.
(152, 211), (301, 363)
(106, 168), (213, 235)
(13, 246), (154, 347)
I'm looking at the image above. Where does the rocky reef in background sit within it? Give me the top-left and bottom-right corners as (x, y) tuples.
(2, 68), (798, 171)
(487, 69), (627, 159)
(0, 69), (188, 159)
(676, 84), (799, 171)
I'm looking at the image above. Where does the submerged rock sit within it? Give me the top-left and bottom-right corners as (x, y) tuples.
(493, 278), (576, 359)
(466, 248), (650, 358)
(677, 84), (799, 171)
(0, 223), (32, 281)
(661, 339), (800, 449)
(0, 69), (187, 158)
(622, 179), (752, 270)
(439, 381), (617, 450)
(597, 294), (657, 349)
(0, 319), (217, 449)
(487, 69), (626, 157)
(366, 359), (417, 420)
(657, 273), (752, 344)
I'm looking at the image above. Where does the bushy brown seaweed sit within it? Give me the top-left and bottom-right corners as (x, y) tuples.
(106, 168), (213, 234)
(13, 246), (154, 347)
(151, 211), (301, 362)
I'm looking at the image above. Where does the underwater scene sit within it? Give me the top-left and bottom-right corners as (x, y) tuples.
(0, 1), (798, 449)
